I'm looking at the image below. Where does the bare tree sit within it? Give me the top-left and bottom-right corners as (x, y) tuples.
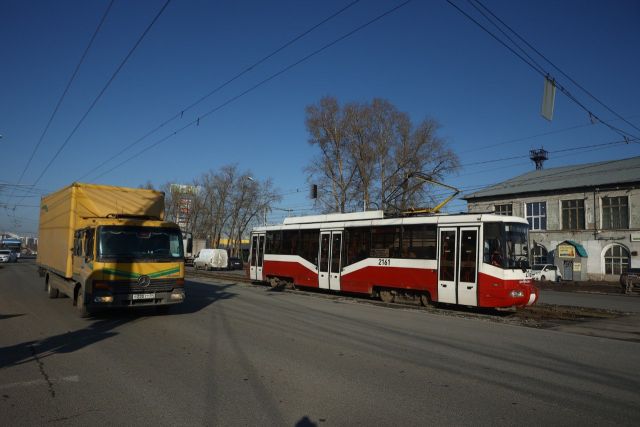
(162, 165), (281, 256)
(305, 96), (459, 213)
(305, 97), (358, 213)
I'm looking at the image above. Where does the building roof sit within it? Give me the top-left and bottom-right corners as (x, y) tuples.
(464, 156), (640, 200)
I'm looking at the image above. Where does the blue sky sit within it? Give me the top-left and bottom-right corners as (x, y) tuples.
(1, 0), (639, 235)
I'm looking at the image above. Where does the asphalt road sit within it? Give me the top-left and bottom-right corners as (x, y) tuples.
(1, 261), (640, 426)
(539, 289), (640, 313)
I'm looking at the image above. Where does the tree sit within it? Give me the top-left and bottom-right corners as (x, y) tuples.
(161, 165), (281, 257)
(305, 96), (459, 213)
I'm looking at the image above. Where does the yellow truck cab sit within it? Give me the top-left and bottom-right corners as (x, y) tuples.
(37, 183), (185, 316)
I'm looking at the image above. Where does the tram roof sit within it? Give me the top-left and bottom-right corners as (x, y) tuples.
(254, 212), (528, 231)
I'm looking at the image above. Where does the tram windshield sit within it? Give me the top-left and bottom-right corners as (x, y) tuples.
(483, 222), (529, 270)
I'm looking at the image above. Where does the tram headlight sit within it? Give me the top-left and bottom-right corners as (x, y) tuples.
(510, 290), (524, 298)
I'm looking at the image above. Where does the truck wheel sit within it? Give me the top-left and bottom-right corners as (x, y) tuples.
(540, 275), (546, 281)
(75, 286), (91, 318)
(46, 277), (59, 299)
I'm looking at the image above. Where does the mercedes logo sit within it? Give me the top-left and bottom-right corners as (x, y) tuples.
(137, 275), (151, 287)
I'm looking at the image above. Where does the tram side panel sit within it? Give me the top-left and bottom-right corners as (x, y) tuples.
(262, 255), (319, 287)
(340, 259), (438, 296)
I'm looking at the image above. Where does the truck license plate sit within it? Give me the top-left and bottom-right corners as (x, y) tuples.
(133, 293), (155, 300)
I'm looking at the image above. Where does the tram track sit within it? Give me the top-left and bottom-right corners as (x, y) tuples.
(185, 268), (630, 330)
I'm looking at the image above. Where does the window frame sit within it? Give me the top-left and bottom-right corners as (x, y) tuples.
(561, 199), (585, 230)
(601, 196), (629, 230)
(525, 201), (547, 230)
(494, 204), (513, 216)
(603, 244), (630, 275)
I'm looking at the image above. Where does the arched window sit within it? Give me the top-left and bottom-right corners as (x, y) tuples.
(531, 245), (548, 264)
(603, 245), (630, 275)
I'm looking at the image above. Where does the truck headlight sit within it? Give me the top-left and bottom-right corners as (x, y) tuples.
(170, 290), (185, 300)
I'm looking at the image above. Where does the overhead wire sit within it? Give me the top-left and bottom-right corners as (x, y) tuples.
(28, 0), (172, 189)
(76, 0), (362, 182)
(9, 0), (115, 201)
(470, 0), (640, 135)
(87, 0), (413, 181)
(446, 0), (638, 141)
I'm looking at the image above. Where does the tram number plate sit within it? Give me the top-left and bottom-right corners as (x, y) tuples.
(133, 293), (156, 300)
(378, 258), (391, 266)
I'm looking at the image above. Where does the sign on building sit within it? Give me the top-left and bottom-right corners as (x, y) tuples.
(557, 244), (576, 258)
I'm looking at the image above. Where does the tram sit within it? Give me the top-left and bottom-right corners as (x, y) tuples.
(247, 210), (538, 308)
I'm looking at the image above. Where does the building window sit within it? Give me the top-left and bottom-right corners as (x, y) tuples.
(495, 204), (513, 216)
(531, 245), (548, 264)
(603, 244), (630, 275)
(602, 196), (629, 229)
(526, 202), (547, 230)
(561, 199), (585, 230)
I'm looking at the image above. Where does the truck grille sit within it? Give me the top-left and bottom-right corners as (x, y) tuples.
(107, 279), (179, 294)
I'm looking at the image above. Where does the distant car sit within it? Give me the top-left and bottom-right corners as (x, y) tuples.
(228, 257), (243, 270)
(0, 250), (17, 263)
(530, 264), (561, 282)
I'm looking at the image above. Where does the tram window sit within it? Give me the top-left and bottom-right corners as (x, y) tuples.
(483, 222), (505, 268)
(371, 226), (401, 258)
(250, 236), (258, 266)
(282, 230), (299, 255)
(265, 232), (275, 254)
(345, 227), (370, 266)
(402, 224), (436, 259)
(299, 230), (320, 264)
(257, 235), (265, 267)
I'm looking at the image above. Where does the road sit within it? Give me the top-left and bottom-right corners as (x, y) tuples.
(1, 261), (639, 426)
(539, 289), (640, 313)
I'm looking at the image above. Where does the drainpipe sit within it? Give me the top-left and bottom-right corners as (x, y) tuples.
(593, 188), (598, 239)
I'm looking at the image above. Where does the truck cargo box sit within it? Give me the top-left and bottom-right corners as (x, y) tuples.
(37, 182), (165, 278)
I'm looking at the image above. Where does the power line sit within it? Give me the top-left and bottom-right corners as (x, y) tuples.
(29, 0), (172, 188)
(9, 0), (115, 200)
(464, 114), (639, 153)
(88, 0), (413, 181)
(446, 0), (638, 141)
(470, 0), (640, 136)
(460, 138), (637, 168)
(76, 0), (362, 182)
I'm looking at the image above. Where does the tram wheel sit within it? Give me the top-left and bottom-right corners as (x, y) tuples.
(379, 290), (395, 303)
(420, 293), (431, 306)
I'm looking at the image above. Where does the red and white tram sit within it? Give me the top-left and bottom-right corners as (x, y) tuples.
(248, 210), (538, 308)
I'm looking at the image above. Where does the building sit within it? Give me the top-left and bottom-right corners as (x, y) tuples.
(464, 156), (640, 281)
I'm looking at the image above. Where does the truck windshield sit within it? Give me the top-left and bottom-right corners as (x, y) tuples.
(483, 222), (530, 270)
(98, 226), (183, 261)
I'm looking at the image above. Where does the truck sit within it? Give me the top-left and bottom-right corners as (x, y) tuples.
(37, 183), (185, 316)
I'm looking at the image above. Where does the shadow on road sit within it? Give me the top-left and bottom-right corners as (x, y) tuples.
(0, 280), (235, 369)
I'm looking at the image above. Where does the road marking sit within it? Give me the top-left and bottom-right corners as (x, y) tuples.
(0, 375), (79, 390)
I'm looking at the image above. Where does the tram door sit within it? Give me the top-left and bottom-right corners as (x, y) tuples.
(457, 227), (479, 306)
(438, 228), (457, 303)
(318, 231), (342, 291)
(249, 233), (265, 281)
(438, 227), (479, 306)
